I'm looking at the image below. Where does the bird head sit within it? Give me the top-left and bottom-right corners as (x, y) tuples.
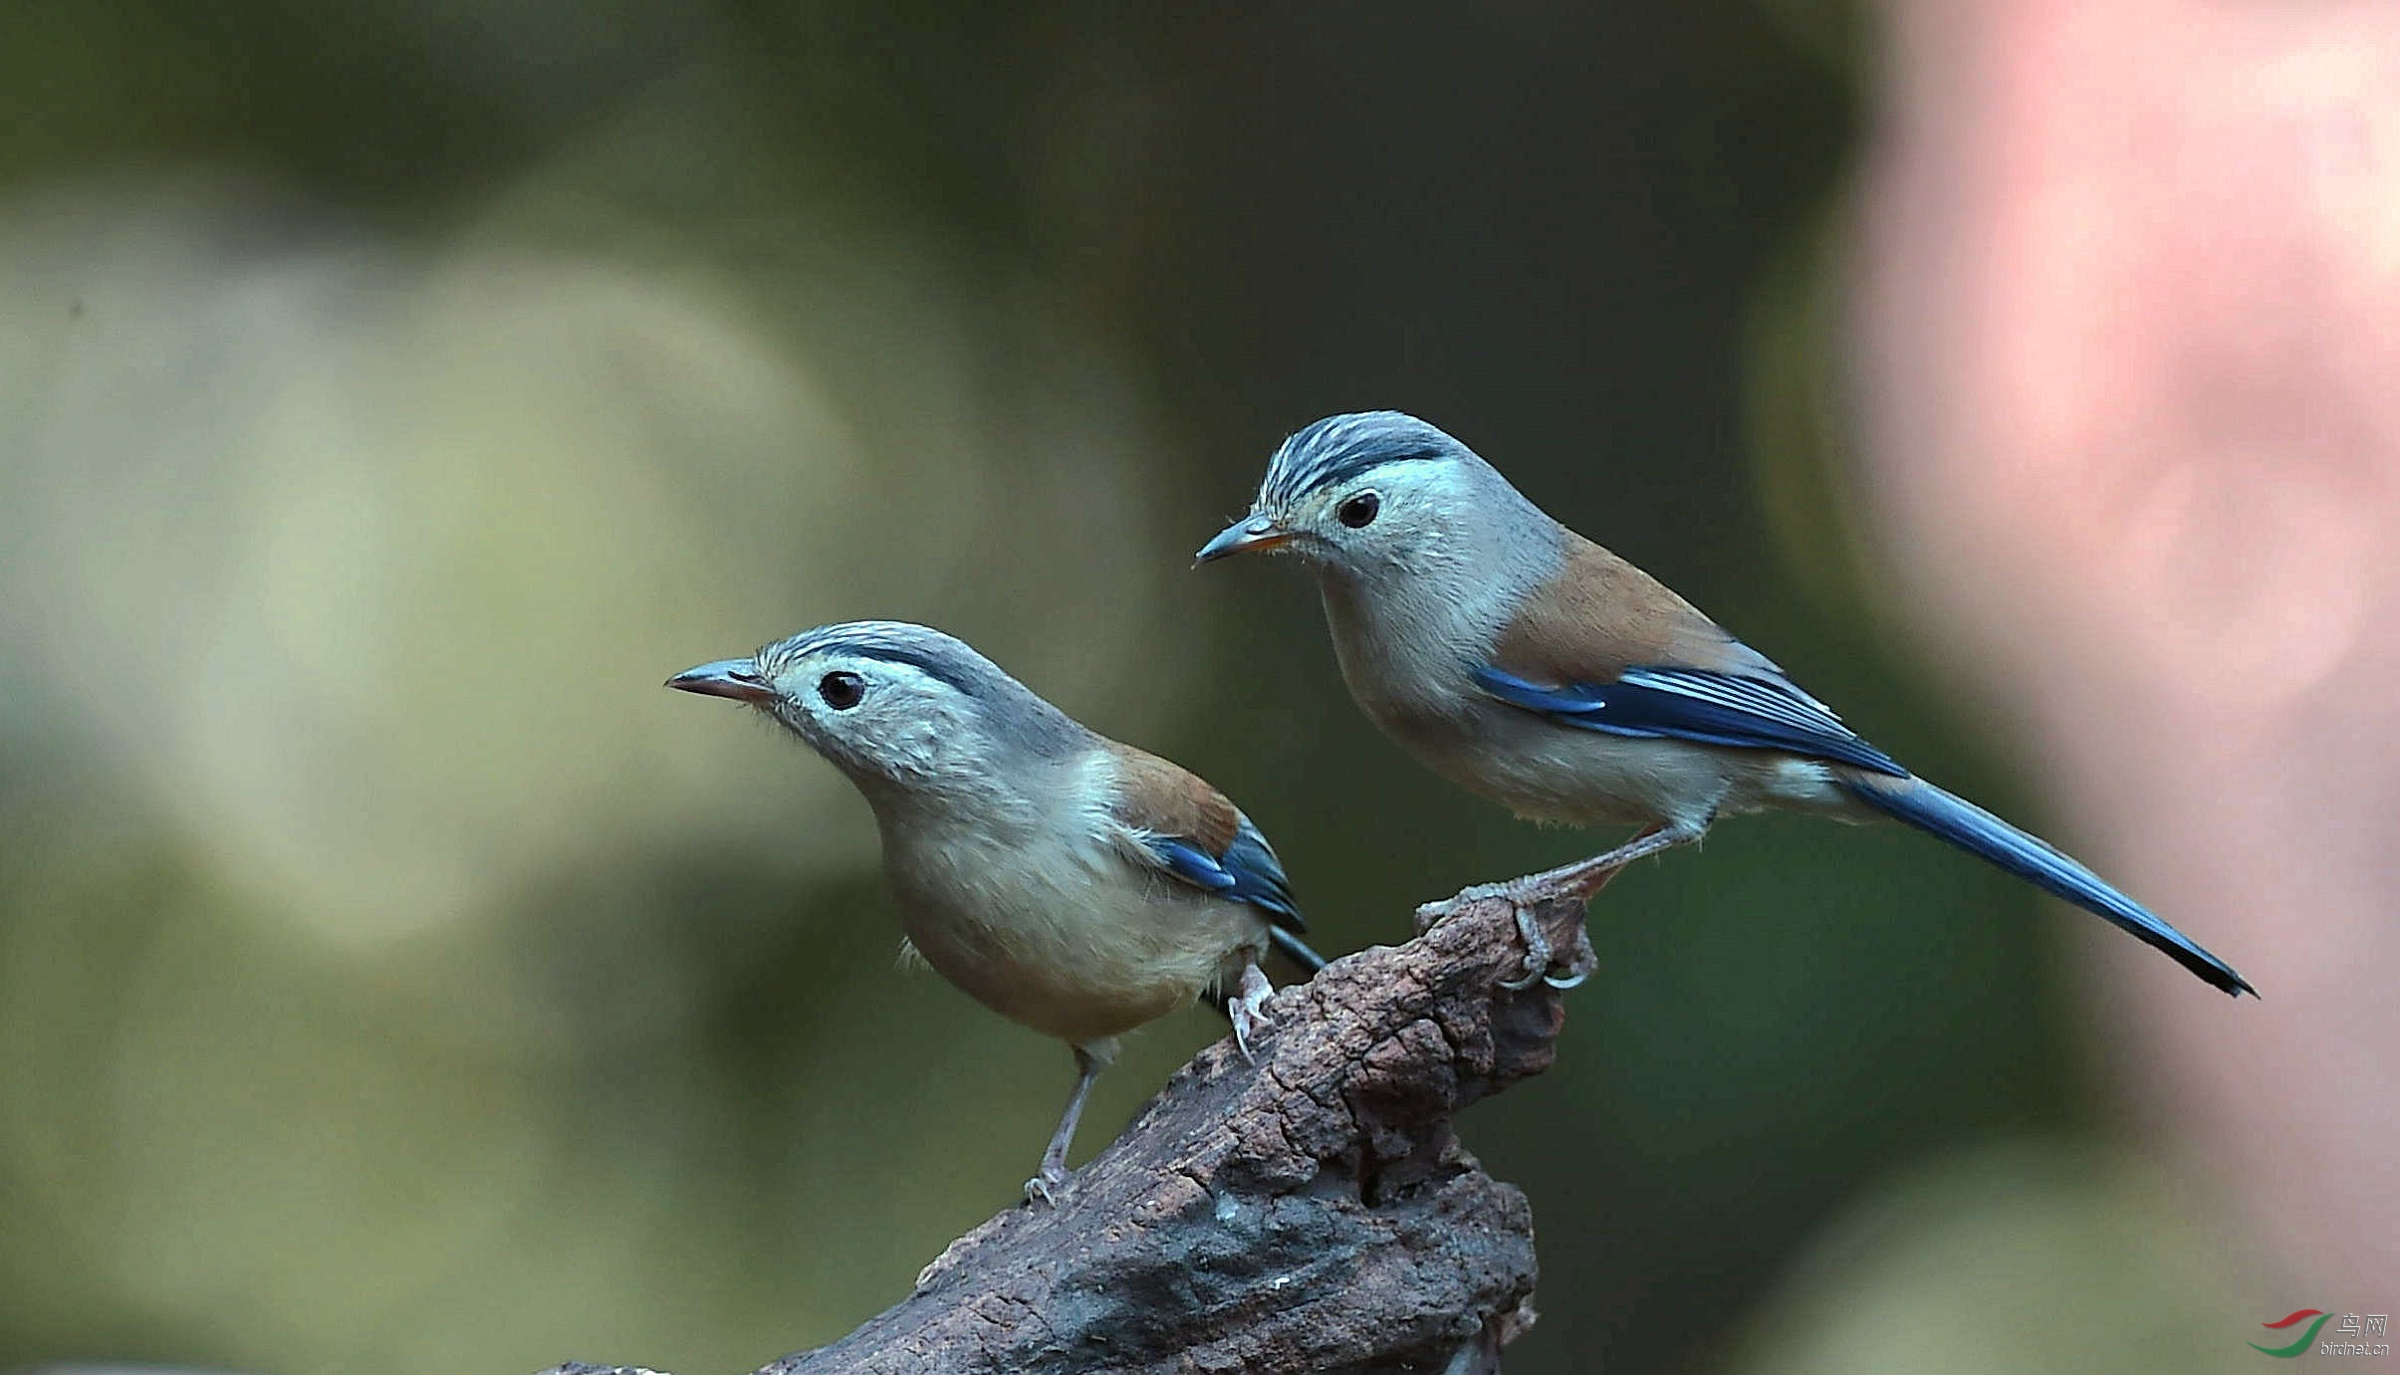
(1194, 411), (1504, 579)
(667, 620), (1084, 797)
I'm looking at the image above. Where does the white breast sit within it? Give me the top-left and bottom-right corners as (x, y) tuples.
(879, 762), (1267, 1046)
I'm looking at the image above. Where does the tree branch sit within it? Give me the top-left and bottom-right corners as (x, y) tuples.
(539, 887), (1588, 1375)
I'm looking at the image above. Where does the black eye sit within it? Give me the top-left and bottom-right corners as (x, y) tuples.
(817, 671), (865, 710)
(1337, 491), (1381, 528)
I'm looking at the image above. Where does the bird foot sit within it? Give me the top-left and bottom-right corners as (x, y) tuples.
(1023, 1163), (1071, 1209)
(1227, 961), (1273, 1063)
(1419, 873), (1605, 991)
(1495, 898), (1599, 990)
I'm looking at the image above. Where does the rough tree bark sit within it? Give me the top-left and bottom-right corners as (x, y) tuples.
(538, 886), (1591, 1375)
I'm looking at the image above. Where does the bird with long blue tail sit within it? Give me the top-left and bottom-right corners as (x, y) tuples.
(1198, 411), (2252, 999)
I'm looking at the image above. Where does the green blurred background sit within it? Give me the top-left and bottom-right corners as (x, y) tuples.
(0, 3), (2244, 1372)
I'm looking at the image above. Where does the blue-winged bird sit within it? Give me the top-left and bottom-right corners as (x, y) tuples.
(1199, 412), (2250, 998)
(669, 621), (1321, 1203)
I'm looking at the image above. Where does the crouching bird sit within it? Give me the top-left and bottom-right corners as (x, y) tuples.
(668, 620), (1322, 1204)
(1197, 411), (2252, 998)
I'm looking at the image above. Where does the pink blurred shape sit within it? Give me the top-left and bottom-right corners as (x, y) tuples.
(1856, 0), (2400, 1291)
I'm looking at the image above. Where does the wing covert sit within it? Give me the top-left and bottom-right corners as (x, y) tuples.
(1110, 743), (1307, 931)
(1472, 663), (1906, 776)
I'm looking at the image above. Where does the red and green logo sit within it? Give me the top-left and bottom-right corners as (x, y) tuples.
(2253, 1309), (2330, 1358)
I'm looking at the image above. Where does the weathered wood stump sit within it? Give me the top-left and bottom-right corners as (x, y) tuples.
(541, 885), (1589, 1375)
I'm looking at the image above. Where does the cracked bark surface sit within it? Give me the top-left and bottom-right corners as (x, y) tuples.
(536, 886), (1590, 1375)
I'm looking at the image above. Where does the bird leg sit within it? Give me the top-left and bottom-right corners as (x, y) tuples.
(1501, 822), (1700, 988)
(1226, 959), (1274, 1063)
(1419, 822), (1699, 991)
(1024, 1041), (1111, 1208)
(1507, 822), (1691, 903)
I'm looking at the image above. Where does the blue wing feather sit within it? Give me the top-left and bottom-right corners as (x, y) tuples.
(1473, 664), (1908, 777)
(1151, 839), (1237, 892)
(1217, 819), (1305, 929)
(1141, 818), (1305, 933)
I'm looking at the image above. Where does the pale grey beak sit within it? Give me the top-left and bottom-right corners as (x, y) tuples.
(666, 658), (778, 705)
(1194, 514), (1293, 565)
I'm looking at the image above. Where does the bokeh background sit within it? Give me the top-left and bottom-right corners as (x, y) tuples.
(3, 2), (2393, 1372)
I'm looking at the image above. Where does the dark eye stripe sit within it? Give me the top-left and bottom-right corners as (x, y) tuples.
(1272, 449), (1438, 505)
(838, 645), (983, 696)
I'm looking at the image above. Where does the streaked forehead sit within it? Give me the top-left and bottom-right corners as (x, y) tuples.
(1261, 411), (1461, 505)
(754, 619), (1088, 758)
(756, 620), (993, 695)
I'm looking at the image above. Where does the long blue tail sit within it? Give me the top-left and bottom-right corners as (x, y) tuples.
(1841, 774), (2254, 997)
